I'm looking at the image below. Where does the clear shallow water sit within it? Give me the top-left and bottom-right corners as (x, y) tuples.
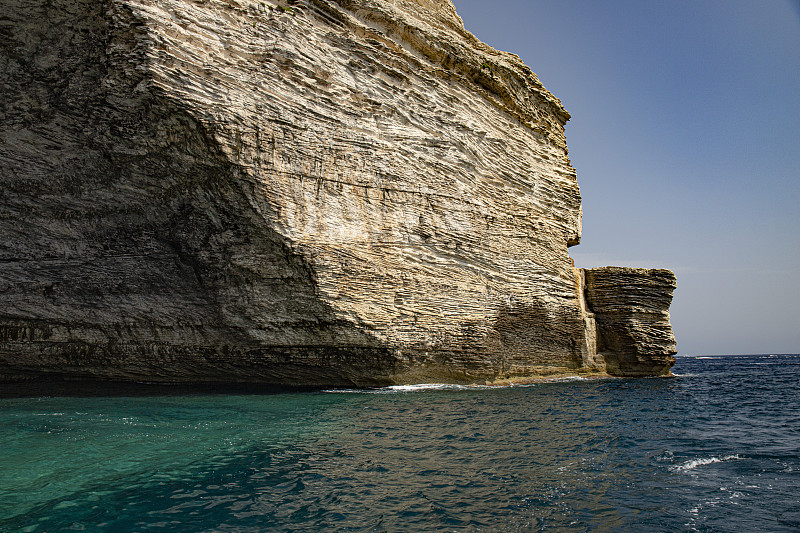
(1, 355), (798, 532)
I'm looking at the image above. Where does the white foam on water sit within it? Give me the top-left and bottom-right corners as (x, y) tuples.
(323, 375), (600, 394)
(324, 382), (536, 394)
(673, 455), (742, 472)
(384, 383), (492, 392)
(323, 383), (494, 394)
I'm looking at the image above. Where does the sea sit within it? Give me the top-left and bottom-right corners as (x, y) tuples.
(1, 354), (798, 532)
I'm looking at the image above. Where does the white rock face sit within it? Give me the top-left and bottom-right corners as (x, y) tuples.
(0, 0), (674, 385)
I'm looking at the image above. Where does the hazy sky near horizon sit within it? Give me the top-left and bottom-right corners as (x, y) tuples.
(451, 0), (800, 355)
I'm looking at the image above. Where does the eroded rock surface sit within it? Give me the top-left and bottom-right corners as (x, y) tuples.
(0, 0), (675, 385)
(583, 267), (677, 376)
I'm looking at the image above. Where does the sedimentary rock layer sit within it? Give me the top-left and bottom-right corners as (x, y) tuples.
(583, 267), (678, 376)
(0, 0), (675, 385)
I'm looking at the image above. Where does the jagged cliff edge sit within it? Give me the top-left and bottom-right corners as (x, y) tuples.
(0, 0), (676, 385)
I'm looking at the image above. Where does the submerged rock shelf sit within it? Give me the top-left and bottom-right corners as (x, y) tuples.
(0, 0), (676, 385)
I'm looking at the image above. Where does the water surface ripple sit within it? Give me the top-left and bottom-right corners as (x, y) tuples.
(1, 355), (798, 531)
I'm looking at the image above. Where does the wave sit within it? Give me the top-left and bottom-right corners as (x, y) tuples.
(324, 383), (500, 394)
(324, 376), (595, 394)
(385, 383), (495, 392)
(672, 455), (742, 472)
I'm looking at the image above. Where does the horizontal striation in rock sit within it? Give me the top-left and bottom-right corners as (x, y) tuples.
(583, 267), (677, 377)
(0, 0), (674, 385)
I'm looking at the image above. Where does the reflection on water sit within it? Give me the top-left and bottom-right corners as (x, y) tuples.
(1, 355), (799, 531)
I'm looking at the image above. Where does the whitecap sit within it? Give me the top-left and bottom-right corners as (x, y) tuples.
(672, 455), (742, 472)
(379, 383), (495, 393)
(323, 376), (599, 394)
(324, 382), (502, 394)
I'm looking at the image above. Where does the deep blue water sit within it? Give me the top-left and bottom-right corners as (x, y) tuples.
(1, 354), (799, 532)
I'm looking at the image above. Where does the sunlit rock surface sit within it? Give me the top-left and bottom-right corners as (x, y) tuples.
(0, 0), (675, 385)
(583, 267), (678, 376)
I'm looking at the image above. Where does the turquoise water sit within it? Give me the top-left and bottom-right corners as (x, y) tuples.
(1, 355), (799, 531)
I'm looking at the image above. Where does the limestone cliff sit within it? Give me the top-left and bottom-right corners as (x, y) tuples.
(0, 0), (675, 385)
(583, 267), (677, 376)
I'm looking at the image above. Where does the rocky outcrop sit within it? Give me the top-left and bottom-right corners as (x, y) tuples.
(583, 267), (677, 376)
(0, 0), (675, 385)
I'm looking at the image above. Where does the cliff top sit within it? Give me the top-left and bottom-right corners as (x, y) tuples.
(329, 0), (571, 125)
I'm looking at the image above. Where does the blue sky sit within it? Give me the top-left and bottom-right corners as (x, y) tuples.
(451, 0), (800, 355)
